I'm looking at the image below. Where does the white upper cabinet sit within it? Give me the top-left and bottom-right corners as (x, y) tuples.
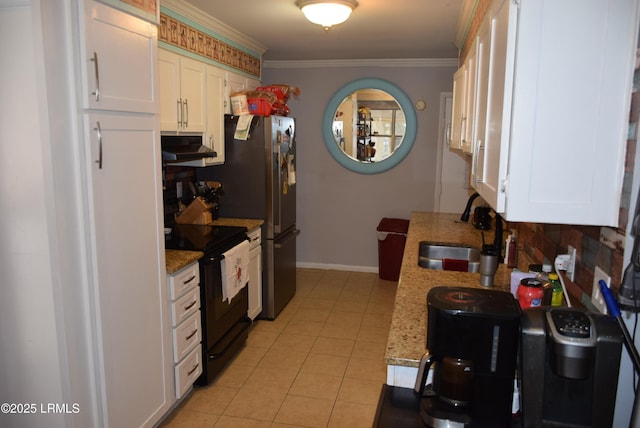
(158, 49), (206, 133)
(205, 65), (226, 165)
(469, 0), (639, 226)
(450, 38), (477, 154)
(80, 0), (157, 113)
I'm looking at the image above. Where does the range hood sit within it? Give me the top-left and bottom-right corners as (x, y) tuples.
(161, 135), (218, 167)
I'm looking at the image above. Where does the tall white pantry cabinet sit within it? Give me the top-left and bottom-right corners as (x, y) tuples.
(80, 1), (172, 427)
(0, 1), (171, 427)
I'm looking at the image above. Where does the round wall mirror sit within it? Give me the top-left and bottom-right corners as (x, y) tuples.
(322, 78), (417, 174)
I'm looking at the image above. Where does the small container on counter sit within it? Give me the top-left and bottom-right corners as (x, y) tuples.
(549, 273), (563, 306)
(517, 278), (544, 309)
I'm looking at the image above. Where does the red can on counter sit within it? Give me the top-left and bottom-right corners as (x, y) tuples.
(517, 278), (544, 309)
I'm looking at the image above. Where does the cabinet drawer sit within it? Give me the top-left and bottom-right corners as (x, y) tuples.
(168, 263), (199, 300)
(247, 227), (261, 250)
(172, 311), (201, 363)
(174, 345), (202, 399)
(171, 287), (200, 327)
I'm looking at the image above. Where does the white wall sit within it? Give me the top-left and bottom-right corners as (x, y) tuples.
(0, 2), (97, 427)
(263, 63), (458, 271)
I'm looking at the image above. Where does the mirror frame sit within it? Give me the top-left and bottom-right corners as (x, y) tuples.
(322, 77), (417, 174)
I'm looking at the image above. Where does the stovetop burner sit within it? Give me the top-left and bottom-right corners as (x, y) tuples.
(165, 224), (247, 254)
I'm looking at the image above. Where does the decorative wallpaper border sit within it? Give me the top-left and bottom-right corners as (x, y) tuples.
(121, 0), (156, 15)
(159, 13), (261, 78)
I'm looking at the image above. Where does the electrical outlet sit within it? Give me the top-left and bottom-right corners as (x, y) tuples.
(592, 266), (611, 315)
(567, 245), (577, 281)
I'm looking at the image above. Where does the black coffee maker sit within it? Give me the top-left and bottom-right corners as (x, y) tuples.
(520, 307), (623, 427)
(415, 286), (521, 427)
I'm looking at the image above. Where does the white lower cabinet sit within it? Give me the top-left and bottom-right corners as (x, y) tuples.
(247, 227), (263, 320)
(167, 261), (203, 399)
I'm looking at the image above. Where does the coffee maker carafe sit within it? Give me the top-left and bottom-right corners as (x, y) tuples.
(415, 286), (521, 427)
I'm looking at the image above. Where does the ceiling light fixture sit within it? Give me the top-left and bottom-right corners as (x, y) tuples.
(295, 0), (359, 31)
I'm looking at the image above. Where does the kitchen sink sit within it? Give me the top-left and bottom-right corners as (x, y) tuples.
(418, 241), (480, 272)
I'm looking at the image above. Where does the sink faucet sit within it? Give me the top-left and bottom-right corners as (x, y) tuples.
(460, 192), (480, 222)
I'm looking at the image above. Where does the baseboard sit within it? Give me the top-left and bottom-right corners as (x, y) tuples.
(296, 262), (378, 273)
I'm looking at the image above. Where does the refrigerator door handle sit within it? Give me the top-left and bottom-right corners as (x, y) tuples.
(274, 229), (300, 249)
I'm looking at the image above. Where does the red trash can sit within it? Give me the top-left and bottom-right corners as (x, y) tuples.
(376, 218), (410, 281)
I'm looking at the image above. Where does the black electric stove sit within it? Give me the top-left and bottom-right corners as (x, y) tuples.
(165, 224), (247, 254)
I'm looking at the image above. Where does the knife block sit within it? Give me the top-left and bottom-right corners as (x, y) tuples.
(175, 197), (212, 225)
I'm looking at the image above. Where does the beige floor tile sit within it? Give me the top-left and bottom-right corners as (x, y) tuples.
(223, 386), (287, 422)
(327, 401), (377, 428)
(357, 325), (390, 344)
(300, 353), (349, 377)
(337, 377), (384, 405)
(282, 319), (325, 336)
(289, 371), (343, 401)
(232, 345), (268, 367)
(270, 333), (317, 354)
(274, 395), (334, 428)
(345, 357), (387, 382)
(298, 297), (336, 312)
(214, 363), (256, 388)
(319, 322), (360, 340)
(246, 329), (280, 348)
(324, 311), (363, 328)
(160, 409), (219, 427)
(360, 312), (392, 329)
(243, 366), (299, 393)
(214, 415), (271, 427)
(292, 307), (332, 323)
(332, 297), (368, 313)
(182, 385), (239, 415)
(308, 285), (343, 300)
(310, 336), (355, 357)
(252, 316), (291, 334)
(351, 340), (386, 360)
(258, 347), (309, 371)
(365, 301), (395, 316)
(270, 423), (308, 428)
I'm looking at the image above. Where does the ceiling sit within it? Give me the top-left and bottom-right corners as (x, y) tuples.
(182, 0), (465, 61)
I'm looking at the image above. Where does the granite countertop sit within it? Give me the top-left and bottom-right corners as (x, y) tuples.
(165, 249), (203, 275)
(164, 218), (263, 274)
(208, 217), (263, 230)
(384, 211), (513, 368)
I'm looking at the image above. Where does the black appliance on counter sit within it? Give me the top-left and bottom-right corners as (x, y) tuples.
(415, 286), (521, 427)
(165, 223), (250, 385)
(197, 114), (299, 320)
(520, 307), (623, 427)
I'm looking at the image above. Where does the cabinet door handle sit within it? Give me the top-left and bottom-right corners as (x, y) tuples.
(185, 329), (198, 341)
(473, 139), (484, 185)
(177, 99), (183, 128)
(94, 121), (103, 169)
(90, 52), (100, 101)
(183, 300), (197, 311)
(445, 122), (452, 147)
(183, 275), (196, 285)
(187, 363), (200, 376)
(183, 99), (189, 128)
(460, 116), (466, 147)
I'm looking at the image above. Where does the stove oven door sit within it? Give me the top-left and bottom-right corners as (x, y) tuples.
(197, 252), (250, 385)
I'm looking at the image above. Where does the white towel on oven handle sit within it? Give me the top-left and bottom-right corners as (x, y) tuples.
(221, 239), (250, 302)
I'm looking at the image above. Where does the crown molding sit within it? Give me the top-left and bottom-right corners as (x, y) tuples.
(263, 58), (458, 69)
(161, 0), (267, 56)
(455, 0), (479, 49)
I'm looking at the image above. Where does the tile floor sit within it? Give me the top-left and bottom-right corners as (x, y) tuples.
(160, 268), (397, 428)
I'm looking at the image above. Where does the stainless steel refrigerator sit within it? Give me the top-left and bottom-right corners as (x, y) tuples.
(198, 114), (298, 319)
